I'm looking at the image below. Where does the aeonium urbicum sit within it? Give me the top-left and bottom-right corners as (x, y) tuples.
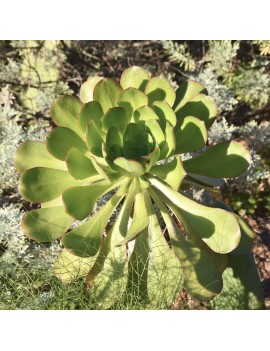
(15, 66), (253, 308)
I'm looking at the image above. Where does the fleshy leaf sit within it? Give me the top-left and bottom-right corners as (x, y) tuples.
(86, 120), (104, 157)
(93, 79), (122, 113)
(46, 127), (88, 161)
(211, 204), (264, 309)
(173, 80), (206, 112)
(122, 122), (153, 160)
(62, 181), (130, 257)
(117, 88), (148, 121)
(145, 77), (176, 106)
(144, 147), (161, 172)
(85, 185), (136, 308)
(133, 106), (159, 124)
(101, 107), (128, 133)
(15, 141), (67, 174)
(51, 96), (84, 138)
(106, 127), (123, 155)
(90, 156), (113, 180)
(113, 157), (146, 177)
(149, 177), (241, 254)
(41, 196), (63, 208)
(185, 173), (225, 188)
(127, 230), (150, 298)
(22, 206), (73, 242)
(175, 94), (217, 129)
(211, 255), (264, 310)
(152, 100), (177, 129)
(150, 156), (186, 190)
(160, 121), (175, 159)
(144, 193), (183, 307)
(79, 101), (103, 133)
(117, 179), (149, 245)
(66, 148), (100, 180)
(80, 77), (103, 103)
(20, 167), (80, 202)
(120, 66), (150, 91)
(54, 249), (96, 283)
(174, 116), (207, 154)
(183, 141), (251, 178)
(62, 176), (124, 220)
(150, 190), (224, 300)
(145, 119), (164, 148)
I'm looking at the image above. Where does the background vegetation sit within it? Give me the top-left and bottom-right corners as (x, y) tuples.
(0, 40), (269, 309)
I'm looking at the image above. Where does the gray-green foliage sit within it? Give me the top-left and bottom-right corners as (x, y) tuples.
(196, 69), (238, 112)
(161, 40), (196, 71)
(204, 40), (240, 79)
(0, 204), (27, 256)
(0, 86), (22, 193)
(208, 117), (238, 144)
(238, 120), (270, 149)
(233, 61), (270, 108)
(0, 40), (72, 117)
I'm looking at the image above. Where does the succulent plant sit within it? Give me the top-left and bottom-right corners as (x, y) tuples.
(15, 66), (259, 308)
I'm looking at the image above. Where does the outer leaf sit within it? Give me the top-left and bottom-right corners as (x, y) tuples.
(149, 177), (241, 254)
(117, 179), (149, 245)
(117, 88), (148, 121)
(185, 173), (225, 189)
(22, 206), (73, 242)
(150, 156), (186, 190)
(80, 77), (103, 103)
(79, 101), (103, 133)
(46, 127), (88, 161)
(183, 141), (251, 178)
(101, 107), (128, 133)
(175, 94), (217, 129)
(232, 215), (254, 255)
(150, 190), (224, 300)
(127, 230), (150, 298)
(152, 100), (177, 129)
(62, 176), (124, 220)
(66, 148), (100, 180)
(173, 80), (206, 112)
(211, 256), (264, 310)
(145, 77), (176, 106)
(144, 193), (183, 308)
(15, 141), (67, 174)
(62, 181), (130, 257)
(174, 116), (207, 154)
(51, 96), (84, 138)
(113, 157), (146, 178)
(120, 66), (150, 91)
(211, 206), (264, 309)
(85, 184), (136, 308)
(93, 79), (122, 113)
(54, 249), (96, 283)
(19, 167), (80, 202)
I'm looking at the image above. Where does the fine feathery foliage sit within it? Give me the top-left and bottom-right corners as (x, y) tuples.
(15, 66), (264, 308)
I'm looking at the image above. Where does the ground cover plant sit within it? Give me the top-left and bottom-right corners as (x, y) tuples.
(1, 40), (269, 310)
